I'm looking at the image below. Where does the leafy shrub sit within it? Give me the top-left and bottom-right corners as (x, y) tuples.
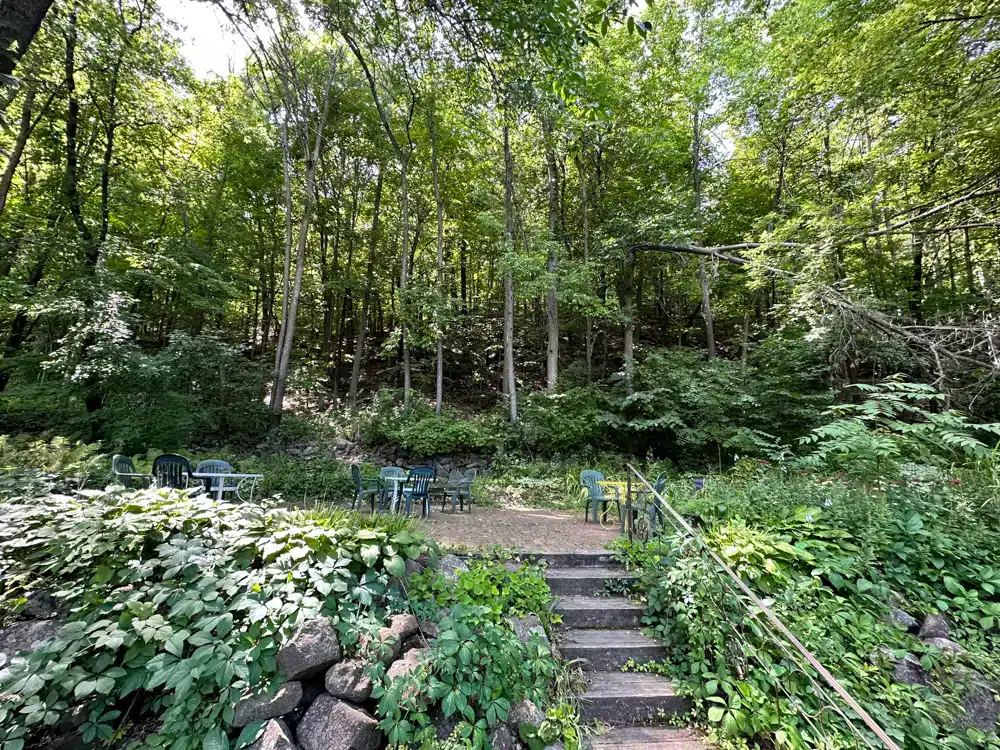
(408, 560), (555, 626)
(374, 604), (558, 748)
(0, 488), (431, 750)
(0, 436), (106, 500)
(626, 468), (1000, 749)
(360, 390), (496, 456)
(798, 377), (1000, 475)
(517, 388), (607, 455)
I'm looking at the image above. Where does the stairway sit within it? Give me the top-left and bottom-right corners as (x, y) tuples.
(543, 551), (710, 749)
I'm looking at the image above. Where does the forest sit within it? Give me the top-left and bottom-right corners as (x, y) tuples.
(0, 0), (997, 460)
(1, 0), (1000, 748)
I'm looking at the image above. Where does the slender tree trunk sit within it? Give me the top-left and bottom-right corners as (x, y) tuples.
(578, 155), (593, 384)
(274, 114), (294, 377)
(623, 249), (635, 396)
(63, 6), (93, 253)
(0, 85), (37, 216)
(350, 166), (383, 412)
(503, 124), (517, 422)
(947, 231), (956, 296)
(269, 67), (334, 418)
(910, 234), (923, 322)
(740, 307), (750, 377)
(964, 227), (975, 294)
(692, 105), (715, 357)
(430, 101), (446, 413)
(544, 117), (559, 391)
(399, 159), (411, 405)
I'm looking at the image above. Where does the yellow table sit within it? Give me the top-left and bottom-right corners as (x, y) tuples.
(593, 480), (629, 529)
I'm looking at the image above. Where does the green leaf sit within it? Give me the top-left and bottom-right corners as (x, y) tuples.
(707, 706), (725, 722)
(384, 555), (405, 578)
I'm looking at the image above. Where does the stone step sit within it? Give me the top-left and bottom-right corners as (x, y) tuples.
(545, 567), (635, 596)
(555, 596), (644, 629)
(560, 629), (664, 671)
(590, 727), (710, 749)
(579, 671), (690, 725)
(534, 550), (618, 568)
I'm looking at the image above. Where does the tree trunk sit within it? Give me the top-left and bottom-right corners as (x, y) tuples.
(274, 114), (294, 377)
(63, 6), (93, 252)
(0, 0), (55, 78)
(503, 124), (517, 422)
(0, 84), (36, 216)
(349, 166), (383, 412)
(692, 105), (715, 357)
(269, 67), (334, 419)
(544, 117), (559, 391)
(98, 59), (123, 245)
(430, 100), (446, 414)
(578, 155), (593, 384)
(964, 226), (975, 294)
(910, 234), (923, 322)
(623, 249), (635, 396)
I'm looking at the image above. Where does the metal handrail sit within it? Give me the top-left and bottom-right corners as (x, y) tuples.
(625, 462), (902, 750)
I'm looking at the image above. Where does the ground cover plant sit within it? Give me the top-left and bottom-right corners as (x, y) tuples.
(0, 483), (433, 749)
(613, 383), (1000, 749)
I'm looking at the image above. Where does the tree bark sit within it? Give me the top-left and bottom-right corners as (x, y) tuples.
(963, 226), (975, 294)
(349, 166), (383, 412)
(578, 155), (593, 384)
(430, 98), (445, 414)
(623, 249), (635, 396)
(544, 117), (559, 391)
(0, 84), (36, 216)
(63, 6), (93, 253)
(273, 114), (294, 377)
(0, 0), (55, 78)
(692, 105), (715, 357)
(269, 64), (334, 418)
(503, 124), (517, 422)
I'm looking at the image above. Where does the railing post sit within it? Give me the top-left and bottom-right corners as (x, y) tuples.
(626, 469), (632, 543)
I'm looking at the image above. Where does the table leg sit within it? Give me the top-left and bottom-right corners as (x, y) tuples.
(217, 482), (224, 502)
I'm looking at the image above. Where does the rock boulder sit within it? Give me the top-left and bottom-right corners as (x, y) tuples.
(0, 619), (60, 667)
(277, 618), (341, 680)
(246, 719), (297, 750)
(918, 613), (950, 640)
(233, 682), (303, 728)
(324, 660), (373, 703)
(438, 554), (469, 582)
(296, 695), (381, 750)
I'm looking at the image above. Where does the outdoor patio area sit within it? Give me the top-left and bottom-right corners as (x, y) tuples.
(418, 506), (619, 553)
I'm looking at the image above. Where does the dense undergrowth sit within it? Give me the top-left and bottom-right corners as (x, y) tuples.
(0, 449), (581, 750)
(612, 382), (1000, 749)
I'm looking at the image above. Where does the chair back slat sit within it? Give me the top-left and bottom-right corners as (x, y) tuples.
(152, 454), (192, 490)
(112, 454), (137, 488)
(580, 469), (606, 500)
(196, 460), (233, 492)
(406, 466), (436, 497)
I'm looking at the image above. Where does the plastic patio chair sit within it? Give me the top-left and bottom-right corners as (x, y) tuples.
(195, 459), (235, 496)
(379, 466), (407, 511)
(580, 469), (621, 526)
(635, 471), (667, 531)
(152, 454), (193, 490)
(402, 466), (436, 518)
(352, 464), (381, 513)
(111, 454), (152, 489)
(442, 468), (476, 513)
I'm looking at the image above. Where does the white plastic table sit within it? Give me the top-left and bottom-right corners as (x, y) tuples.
(191, 472), (264, 502)
(383, 476), (407, 513)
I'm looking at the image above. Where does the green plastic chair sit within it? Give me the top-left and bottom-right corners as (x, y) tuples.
(580, 469), (620, 526)
(152, 454), (193, 489)
(195, 459), (235, 496)
(402, 467), (435, 518)
(635, 471), (668, 530)
(111, 454), (152, 489)
(352, 465), (380, 513)
(442, 469), (476, 513)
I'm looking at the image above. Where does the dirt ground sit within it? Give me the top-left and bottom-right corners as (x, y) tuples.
(417, 506), (619, 553)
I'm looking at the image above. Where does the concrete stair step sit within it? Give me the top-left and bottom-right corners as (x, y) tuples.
(546, 567), (635, 596)
(535, 550), (617, 568)
(590, 727), (710, 749)
(579, 671), (690, 724)
(560, 629), (664, 671)
(555, 596), (644, 629)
